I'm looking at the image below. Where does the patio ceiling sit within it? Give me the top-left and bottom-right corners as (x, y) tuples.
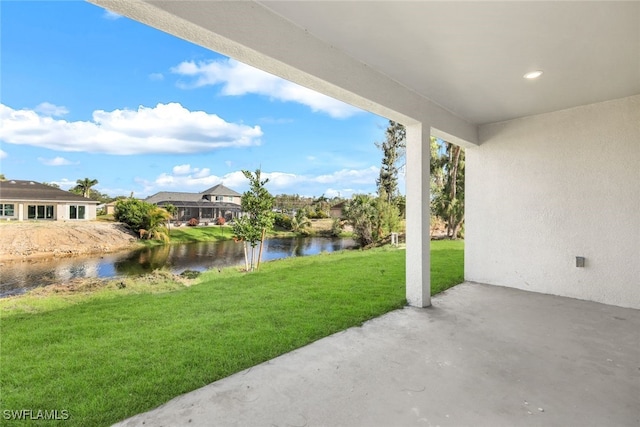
(259, 1), (639, 125)
(91, 1), (639, 127)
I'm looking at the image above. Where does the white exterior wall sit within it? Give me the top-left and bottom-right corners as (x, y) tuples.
(0, 202), (98, 221)
(62, 203), (97, 221)
(56, 204), (66, 220)
(466, 95), (640, 308)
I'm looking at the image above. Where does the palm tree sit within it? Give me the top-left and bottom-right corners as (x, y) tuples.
(163, 204), (178, 231)
(141, 206), (172, 242)
(74, 178), (99, 198)
(290, 209), (312, 233)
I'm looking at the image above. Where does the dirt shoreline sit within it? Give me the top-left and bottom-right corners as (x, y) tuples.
(0, 221), (140, 262)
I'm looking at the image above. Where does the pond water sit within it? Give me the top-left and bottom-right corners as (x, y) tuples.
(0, 237), (357, 297)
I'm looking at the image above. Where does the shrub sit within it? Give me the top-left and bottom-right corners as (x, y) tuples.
(114, 198), (153, 232)
(179, 270), (201, 279)
(307, 209), (329, 219)
(114, 199), (171, 241)
(273, 213), (292, 230)
(216, 217), (226, 225)
(187, 218), (199, 227)
(330, 218), (343, 237)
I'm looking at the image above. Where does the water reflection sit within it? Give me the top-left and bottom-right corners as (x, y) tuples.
(0, 237), (356, 297)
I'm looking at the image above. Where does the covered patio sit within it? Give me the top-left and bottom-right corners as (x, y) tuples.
(92, 0), (639, 309)
(114, 282), (640, 426)
(89, 1), (639, 425)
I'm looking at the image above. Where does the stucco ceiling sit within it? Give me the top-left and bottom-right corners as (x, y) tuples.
(91, 0), (639, 127)
(258, 1), (639, 125)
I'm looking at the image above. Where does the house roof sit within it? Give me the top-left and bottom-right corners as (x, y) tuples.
(0, 180), (99, 204)
(144, 184), (242, 206)
(144, 191), (204, 205)
(156, 200), (242, 209)
(201, 184), (242, 197)
(144, 184), (242, 205)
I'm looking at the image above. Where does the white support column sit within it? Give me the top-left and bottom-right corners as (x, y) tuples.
(405, 123), (431, 307)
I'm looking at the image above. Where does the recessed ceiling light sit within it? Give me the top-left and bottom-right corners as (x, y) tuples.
(523, 70), (543, 79)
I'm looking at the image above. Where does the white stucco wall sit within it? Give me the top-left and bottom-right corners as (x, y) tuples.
(466, 95), (640, 308)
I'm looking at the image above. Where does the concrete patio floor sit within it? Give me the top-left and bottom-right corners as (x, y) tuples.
(114, 282), (640, 427)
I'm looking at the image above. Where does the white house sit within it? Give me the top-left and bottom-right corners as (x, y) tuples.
(0, 179), (98, 221)
(90, 1), (639, 309)
(144, 184), (243, 222)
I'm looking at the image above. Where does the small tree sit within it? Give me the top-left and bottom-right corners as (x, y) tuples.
(290, 209), (312, 234)
(114, 198), (151, 233)
(114, 198), (171, 242)
(343, 194), (378, 247)
(141, 206), (171, 242)
(232, 169), (274, 271)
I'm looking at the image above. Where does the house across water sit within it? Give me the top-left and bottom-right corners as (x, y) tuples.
(0, 180), (99, 221)
(144, 184), (242, 223)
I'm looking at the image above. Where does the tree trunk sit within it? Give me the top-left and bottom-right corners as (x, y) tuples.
(243, 242), (249, 271)
(257, 228), (266, 270)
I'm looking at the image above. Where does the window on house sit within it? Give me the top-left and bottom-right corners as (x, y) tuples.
(69, 205), (86, 219)
(215, 196), (224, 201)
(27, 204), (54, 219)
(227, 196), (233, 201)
(0, 204), (15, 216)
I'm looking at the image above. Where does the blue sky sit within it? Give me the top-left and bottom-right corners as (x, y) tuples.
(0, 1), (396, 199)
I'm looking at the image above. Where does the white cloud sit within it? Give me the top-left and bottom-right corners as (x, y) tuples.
(0, 149), (7, 159)
(149, 73), (164, 81)
(171, 58), (361, 119)
(172, 164), (194, 175)
(193, 168), (211, 179)
(141, 165), (378, 198)
(34, 102), (69, 117)
(103, 10), (122, 20)
(48, 178), (78, 191)
(314, 166), (378, 185)
(171, 164), (211, 178)
(0, 103), (262, 155)
(324, 188), (361, 199)
(38, 156), (76, 166)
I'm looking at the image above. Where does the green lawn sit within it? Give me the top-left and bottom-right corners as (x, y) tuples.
(161, 225), (299, 244)
(168, 224), (236, 243)
(0, 241), (463, 426)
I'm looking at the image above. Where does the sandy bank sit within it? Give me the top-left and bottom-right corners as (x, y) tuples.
(0, 221), (139, 262)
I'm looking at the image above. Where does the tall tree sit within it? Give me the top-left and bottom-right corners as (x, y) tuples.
(232, 169), (274, 271)
(432, 141), (465, 239)
(74, 178), (99, 198)
(376, 120), (406, 203)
